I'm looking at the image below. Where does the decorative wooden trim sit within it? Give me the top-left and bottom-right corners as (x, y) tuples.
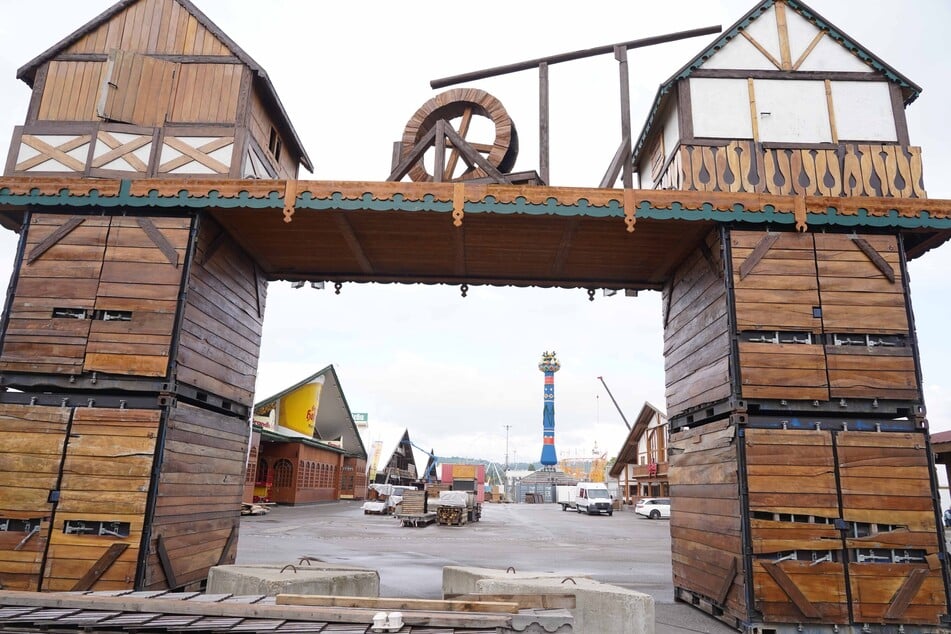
(824, 80), (838, 144)
(852, 236), (895, 282)
(792, 31), (826, 71)
(17, 134), (91, 173)
(4, 126), (24, 177)
(774, 1), (793, 70)
(883, 568), (929, 619)
(70, 543), (129, 591)
(26, 216), (85, 263)
(216, 524), (239, 566)
(738, 232), (780, 279)
(747, 79), (760, 143)
(156, 534), (179, 589)
(890, 83), (911, 146)
(136, 217), (180, 267)
(678, 81), (694, 140)
(740, 31), (783, 70)
(92, 131), (151, 172)
(159, 136), (233, 174)
(760, 562), (821, 619)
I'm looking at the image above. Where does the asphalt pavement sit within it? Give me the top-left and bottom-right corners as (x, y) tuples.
(236, 500), (735, 633)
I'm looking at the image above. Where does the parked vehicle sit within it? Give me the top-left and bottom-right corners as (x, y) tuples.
(556, 485), (577, 511)
(574, 482), (613, 516)
(635, 497), (670, 519)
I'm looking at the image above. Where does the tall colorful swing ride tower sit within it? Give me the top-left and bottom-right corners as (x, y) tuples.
(538, 351), (560, 468)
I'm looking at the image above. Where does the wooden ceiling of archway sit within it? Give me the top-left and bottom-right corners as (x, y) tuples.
(0, 177), (948, 291)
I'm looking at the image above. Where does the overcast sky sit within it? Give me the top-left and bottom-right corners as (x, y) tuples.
(0, 0), (949, 468)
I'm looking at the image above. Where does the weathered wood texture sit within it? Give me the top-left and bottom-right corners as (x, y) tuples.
(144, 402), (247, 590)
(668, 420), (745, 617)
(0, 404), (70, 591)
(0, 213), (189, 378)
(663, 229), (731, 419)
(742, 428), (945, 625)
(730, 230), (917, 403)
(42, 408), (160, 592)
(175, 216), (265, 408)
(660, 141), (926, 199)
(8, 0), (301, 179)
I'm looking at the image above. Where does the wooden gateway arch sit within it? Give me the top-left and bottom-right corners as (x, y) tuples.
(0, 0), (950, 632)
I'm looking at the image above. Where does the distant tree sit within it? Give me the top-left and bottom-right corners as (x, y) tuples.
(527, 463), (536, 471)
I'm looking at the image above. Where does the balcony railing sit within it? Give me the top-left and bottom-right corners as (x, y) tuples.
(657, 141), (926, 199)
(6, 121), (243, 179)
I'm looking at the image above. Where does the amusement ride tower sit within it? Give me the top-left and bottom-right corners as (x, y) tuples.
(538, 351), (560, 468)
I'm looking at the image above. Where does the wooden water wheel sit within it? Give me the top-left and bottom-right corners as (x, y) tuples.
(399, 88), (518, 182)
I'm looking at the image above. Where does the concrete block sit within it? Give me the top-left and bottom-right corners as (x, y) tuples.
(207, 563), (379, 597)
(443, 566), (653, 634)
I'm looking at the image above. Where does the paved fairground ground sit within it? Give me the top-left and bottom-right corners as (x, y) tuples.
(236, 501), (735, 633)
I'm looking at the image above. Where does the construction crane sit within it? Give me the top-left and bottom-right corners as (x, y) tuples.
(597, 376), (631, 430)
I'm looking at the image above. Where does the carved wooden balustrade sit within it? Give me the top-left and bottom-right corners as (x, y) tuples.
(657, 140), (926, 199)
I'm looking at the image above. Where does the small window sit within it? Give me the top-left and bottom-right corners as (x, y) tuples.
(268, 127), (282, 162)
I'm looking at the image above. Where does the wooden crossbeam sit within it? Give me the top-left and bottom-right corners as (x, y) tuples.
(71, 543), (129, 591)
(739, 232), (781, 279)
(160, 137), (232, 174)
(276, 594), (519, 614)
(444, 593), (576, 609)
(17, 134), (90, 172)
(761, 562), (821, 619)
(27, 216), (86, 264)
(852, 236), (896, 282)
(156, 534), (179, 589)
(136, 217), (180, 267)
(93, 131), (151, 171)
(883, 568), (929, 619)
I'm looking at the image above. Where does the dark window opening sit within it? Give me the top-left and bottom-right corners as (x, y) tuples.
(268, 127), (282, 162)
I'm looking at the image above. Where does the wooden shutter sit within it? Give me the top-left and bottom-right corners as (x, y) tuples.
(98, 50), (176, 126)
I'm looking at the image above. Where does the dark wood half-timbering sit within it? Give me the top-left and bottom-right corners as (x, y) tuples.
(6, 0), (311, 180)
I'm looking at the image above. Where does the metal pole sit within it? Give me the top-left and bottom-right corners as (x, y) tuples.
(597, 376), (632, 430)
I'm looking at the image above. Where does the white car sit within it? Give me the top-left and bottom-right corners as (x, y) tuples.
(634, 497), (670, 519)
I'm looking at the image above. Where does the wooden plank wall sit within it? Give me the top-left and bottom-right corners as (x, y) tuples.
(730, 230), (918, 403)
(37, 61), (109, 121)
(745, 428), (848, 623)
(168, 63), (242, 124)
(0, 404), (70, 591)
(0, 215), (108, 375)
(64, 0), (231, 57)
(668, 420), (746, 619)
(815, 234), (917, 401)
(84, 216), (191, 378)
(731, 230), (828, 401)
(249, 89), (297, 179)
(42, 408), (160, 592)
(144, 402), (246, 590)
(176, 216), (265, 408)
(838, 432), (944, 624)
(663, 229), (731, 419)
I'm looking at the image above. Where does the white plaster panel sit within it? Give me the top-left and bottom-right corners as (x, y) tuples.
(743, 6), (782, 62)
(690, 77), (754, 139)
(754, 79), (831, 143)
(209, 143), (234, 165)
(170, 162), (215, 174)
(831, 81), (897, 141)
(785, 7), (823, 65)
(101, 158), (140, 171)
(160, 146), (183, 163)
(663, 100), (680, 159)
(796, 34), (874, 72)
(16, 144), (40, 162)
(701, 33), (778, 70)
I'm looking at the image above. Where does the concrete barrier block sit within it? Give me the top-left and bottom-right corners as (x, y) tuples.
(207, 563), (379, 597)
(442, 566), (653, 634)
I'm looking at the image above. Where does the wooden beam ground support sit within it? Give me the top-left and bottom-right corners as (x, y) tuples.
(615, 45), (633, 189)
(156, 535), (179, 589)
(71, 543), (129, 591)
(539, 62), (549, 185)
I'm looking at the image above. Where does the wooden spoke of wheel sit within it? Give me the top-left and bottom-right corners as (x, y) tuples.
(400, 88), (519, 182)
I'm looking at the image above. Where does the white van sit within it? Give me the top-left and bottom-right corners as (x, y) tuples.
(574, 482), (613, 516)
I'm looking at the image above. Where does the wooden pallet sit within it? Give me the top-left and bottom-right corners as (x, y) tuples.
(396, 512), (437, 528)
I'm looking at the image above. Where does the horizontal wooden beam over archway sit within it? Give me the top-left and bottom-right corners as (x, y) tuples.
(0, 177), (948, 291)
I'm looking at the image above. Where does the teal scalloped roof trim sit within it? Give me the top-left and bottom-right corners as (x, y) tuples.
(2, 185), (949, 231)
(296, 192), (453, 212)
